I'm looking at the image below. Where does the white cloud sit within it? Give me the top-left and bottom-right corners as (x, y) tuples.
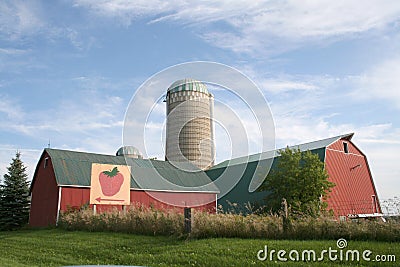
(0, 145), (42, 183)
(2, 1), (398, 56)
(0, 95), (25, 120)
(274, 113), (351, 147)
(273, 109), (400, 199)
(73, 0), (400, 54)
(235, 67), (400, 200)
(352, 127), (400, 199)
(0, 0), (45, 39)
(355, 57), (400, 108)
(0, 79), (128, 156)
(62, 27), (96, 51)
(1, 95), (123, 137)
(204, 66), (400, 200)
(0, 48), (28, 55)
(262, 79), (317, 94)
(0, 1), (95, 51)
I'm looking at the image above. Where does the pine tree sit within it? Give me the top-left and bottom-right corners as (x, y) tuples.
(0, 152), (30, 230)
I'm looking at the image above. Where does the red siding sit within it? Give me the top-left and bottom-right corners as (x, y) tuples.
(29, 152), (59, 227)
(60, 187), (216, 214)
(130, 191), (216, 212)
(328, 138), (363, 155)
(60, 187), (90, 211)
(325, 139), (381, 218)
(30, 152), (217, 227)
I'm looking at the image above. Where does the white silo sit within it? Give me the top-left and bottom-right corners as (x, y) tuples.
(165, 78), (214, 170)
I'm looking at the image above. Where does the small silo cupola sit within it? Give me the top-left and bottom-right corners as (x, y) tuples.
(116, 146), (143, 159)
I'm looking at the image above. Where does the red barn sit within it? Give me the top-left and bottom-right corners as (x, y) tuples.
(207, 133), (383, 220)
(29, 148), (218, 227)
(30, 133), (382, 226)
(324, 133), (382, 220)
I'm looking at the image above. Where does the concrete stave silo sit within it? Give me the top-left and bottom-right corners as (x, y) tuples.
(165, 79), (214, 170)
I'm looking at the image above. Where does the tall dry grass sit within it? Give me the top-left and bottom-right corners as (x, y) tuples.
(59, 205), (400, 241)
(59, 204), (184, 236)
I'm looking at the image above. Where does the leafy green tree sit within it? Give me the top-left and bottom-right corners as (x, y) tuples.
(0, 152), (30, 230)
(259, 147), (334, 218)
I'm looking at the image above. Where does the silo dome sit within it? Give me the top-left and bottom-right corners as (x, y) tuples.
(116, 146), (143, 159)
(167, 78), (209, 95)
(165, 78), (215, 170)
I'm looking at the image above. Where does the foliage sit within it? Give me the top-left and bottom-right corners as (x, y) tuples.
(58, 206), (400, 242)
(59, 204), (185, 236)
(259, 147), (335, 217)
(0, 152), (31, 231)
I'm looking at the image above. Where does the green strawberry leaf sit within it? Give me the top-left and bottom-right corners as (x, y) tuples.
(102, 167), (119, 178)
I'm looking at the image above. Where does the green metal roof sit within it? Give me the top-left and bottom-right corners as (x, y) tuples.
(167, 78), (209, 94)
(210, 133), (354, 170)
(43, 148), (219, 193)
(205, 133), (354, 212)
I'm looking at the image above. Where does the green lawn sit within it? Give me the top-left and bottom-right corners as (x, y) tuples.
(0, 229), (398, 266)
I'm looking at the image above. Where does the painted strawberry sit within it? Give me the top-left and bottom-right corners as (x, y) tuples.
(99, 167), (124, 196)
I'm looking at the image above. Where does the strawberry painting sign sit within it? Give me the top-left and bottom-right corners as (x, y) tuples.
(99, 167), (124, 196)
(90, 163), (131, 205)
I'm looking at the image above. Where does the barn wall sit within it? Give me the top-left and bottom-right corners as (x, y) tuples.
(60, 187), (216, 214)
(29, 152), (59, 227)
(60, 187), (90, 210)
(131, 191), (216, 212)
(325, 139), (381, 218)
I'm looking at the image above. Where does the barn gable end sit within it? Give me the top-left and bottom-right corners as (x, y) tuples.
(29, 151), (59, 227)
(325, 137), (382, 219)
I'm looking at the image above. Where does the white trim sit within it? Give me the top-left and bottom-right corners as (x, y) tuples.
(58, 184), (219, 194)
(59, 184), (91, 188)
(56, 187), (62, 226)
(130, 187), (219, 194)
(215, 194), (218, 213)
(348, 213), (383, 218)
(323, 145), (327, 171)
(28, 192), (33, 223)
(326, 147), (364, 157)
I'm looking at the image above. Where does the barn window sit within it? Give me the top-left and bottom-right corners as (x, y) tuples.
(343, 142), (349, 154)
(44, 157), (49, 168)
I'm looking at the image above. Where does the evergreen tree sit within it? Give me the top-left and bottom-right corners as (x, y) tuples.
(259, 147), (335, 218)
(0, 152), (30, 230)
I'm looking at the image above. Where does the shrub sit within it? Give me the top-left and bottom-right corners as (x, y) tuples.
(59, 204), (185, 236)
(59, 205), (400, 241)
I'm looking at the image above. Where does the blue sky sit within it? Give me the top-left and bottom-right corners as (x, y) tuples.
(1, 1), (400, 201)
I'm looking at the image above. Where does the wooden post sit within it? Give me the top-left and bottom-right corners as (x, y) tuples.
(55, 186), (62, 226)
(282, 198), (289, 233)
(184, 207), (192, 234)
(123, 205), (127, 215)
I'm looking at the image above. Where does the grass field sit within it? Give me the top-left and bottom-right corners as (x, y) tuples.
(0, 229), (398, 266)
